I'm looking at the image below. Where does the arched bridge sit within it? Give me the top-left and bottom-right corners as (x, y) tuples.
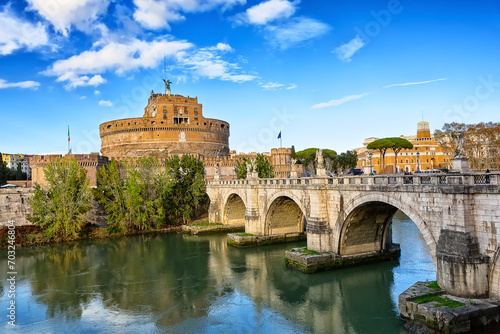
(206, 172), (500, 299)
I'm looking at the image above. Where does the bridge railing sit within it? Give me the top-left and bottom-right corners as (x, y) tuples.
(206, 172), (499, 187)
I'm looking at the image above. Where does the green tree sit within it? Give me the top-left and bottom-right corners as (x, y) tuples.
(29, 156), (92, 238)
(234, 154), (274, 179)
(291, 145), (296, 159)
(255, 153), (274, 178)
(388, 138), (413, 173)
(234, 158), (248, 179)
(0, 153), (7, 185)
(15, 162), (23, 180)
(295, 148), (337, 174)
(165, 155), (206, 224)
(94, 159), (127, 231)
(367, 139), (391, 174)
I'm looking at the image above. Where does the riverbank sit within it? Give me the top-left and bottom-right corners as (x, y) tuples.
(0, 223), (182, 249)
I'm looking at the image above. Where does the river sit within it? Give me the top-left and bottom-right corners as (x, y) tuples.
(1, 211), (435, 333)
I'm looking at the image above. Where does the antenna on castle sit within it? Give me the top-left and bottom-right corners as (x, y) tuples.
(162, 55), (172, 96)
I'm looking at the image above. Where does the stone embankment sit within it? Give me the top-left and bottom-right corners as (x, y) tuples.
(227, 232), (306, 247)
(182, 223), (244, 235)
(0, 188), (106, 227)
(399, 281), (500, 333)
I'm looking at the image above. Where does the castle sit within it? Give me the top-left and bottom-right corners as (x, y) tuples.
(100, 84), (230, 160)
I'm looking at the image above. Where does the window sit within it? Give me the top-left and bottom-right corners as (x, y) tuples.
(194, 108), (198, 113)
(174, 106), (177, 111)
(173, 117), (189, 125)
(185, 108), (188, 114)
(163, 113), (167, 119)
(163, 106), (166, 111)
(151, 121), (155, 124)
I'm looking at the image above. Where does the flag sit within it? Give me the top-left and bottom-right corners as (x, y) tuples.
(277, 131), (281, 139)
(68, 126), (70, 142)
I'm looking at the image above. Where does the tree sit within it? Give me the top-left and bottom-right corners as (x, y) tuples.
(388, 138), (413, 173)
(15, 162), (23, 180)
(29, 156), (92, 238)
(164, 155), (206, 224)
(295, 148), (337, 174)
(291, 145), (296, 159)
(234, 158), (248, 179)
(94, 159), (127, 230)
(367, 138), (392, 174)
(0, 153), (7, 185)
(234, 154), (274, 179)
(435, 122), (500, 171)
(255, 153), (274, 178)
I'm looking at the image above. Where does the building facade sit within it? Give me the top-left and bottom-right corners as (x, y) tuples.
(2, 153), (31, 178)
(100, 90), (230, 160)
(355, 122), (451, 174)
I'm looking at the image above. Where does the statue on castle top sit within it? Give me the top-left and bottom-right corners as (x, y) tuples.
(452, 130), (466, 158)
(315, 149), (325, 169)
(163, 78), (172, 94)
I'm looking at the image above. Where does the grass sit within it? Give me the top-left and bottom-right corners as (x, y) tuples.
(410, 295), (465, 308)
(191, 222), (223, 226)
(237, 233), (255, 237)
(427, 281), (441, 290)
(294, 247), (320, 255)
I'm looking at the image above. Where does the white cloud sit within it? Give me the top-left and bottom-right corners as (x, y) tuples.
(0, 79), (40, 90)
(26, 0), (111, 36)
(44, 38), (255, 87)
(384, 78), (448, 88)
(99, 100), (113, 107)
(80, 96), (87, 99)
(43, 38), (193, 88)
(210, 42), (233, 52)
(94, 90), (101, 95)
(133, 0), (245, 30)
(179, 47), (257, 83)
(286, 83), (297, 90)
(260, 82), (283, 90)
(0, 9), (49, 55)
(334, 36), (364, 62)
(311, 93), (369, 109)
(265, 17), (330, 49)
(237, 0), (296, 25)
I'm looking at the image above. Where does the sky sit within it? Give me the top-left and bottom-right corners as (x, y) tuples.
(1, 0), (499, 155)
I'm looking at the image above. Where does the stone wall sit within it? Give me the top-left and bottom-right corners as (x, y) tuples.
(0, 189), (33, 227)
(0, 189), (106, 228)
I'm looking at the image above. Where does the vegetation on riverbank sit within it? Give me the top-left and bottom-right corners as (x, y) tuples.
(25, 155), (208, 244)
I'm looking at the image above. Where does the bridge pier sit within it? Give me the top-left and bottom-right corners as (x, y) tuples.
(437, 229), (490, 298)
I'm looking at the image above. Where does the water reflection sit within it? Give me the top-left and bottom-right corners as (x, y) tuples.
(1, 211), (434, 333)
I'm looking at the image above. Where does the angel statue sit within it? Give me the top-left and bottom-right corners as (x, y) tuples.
(315, 149), (325, 169)
(452, 131), (466, 158)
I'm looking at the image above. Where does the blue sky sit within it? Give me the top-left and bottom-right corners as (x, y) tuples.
(1, 0), (499, 155)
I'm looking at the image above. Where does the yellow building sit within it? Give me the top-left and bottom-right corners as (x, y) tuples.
(355, 122), (451, 174)
(2, 153), (31, 177)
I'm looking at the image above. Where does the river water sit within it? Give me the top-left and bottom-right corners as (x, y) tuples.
(1, 211), (435, 333)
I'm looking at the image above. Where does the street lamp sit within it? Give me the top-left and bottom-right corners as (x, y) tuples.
(368, 151), (373, 175)
(416, 151), (420, 173)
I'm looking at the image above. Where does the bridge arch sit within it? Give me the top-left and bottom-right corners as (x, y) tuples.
(335, 193), (437, 266)
(223, 192), (247, 225)
(264, 193), (306, 236)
